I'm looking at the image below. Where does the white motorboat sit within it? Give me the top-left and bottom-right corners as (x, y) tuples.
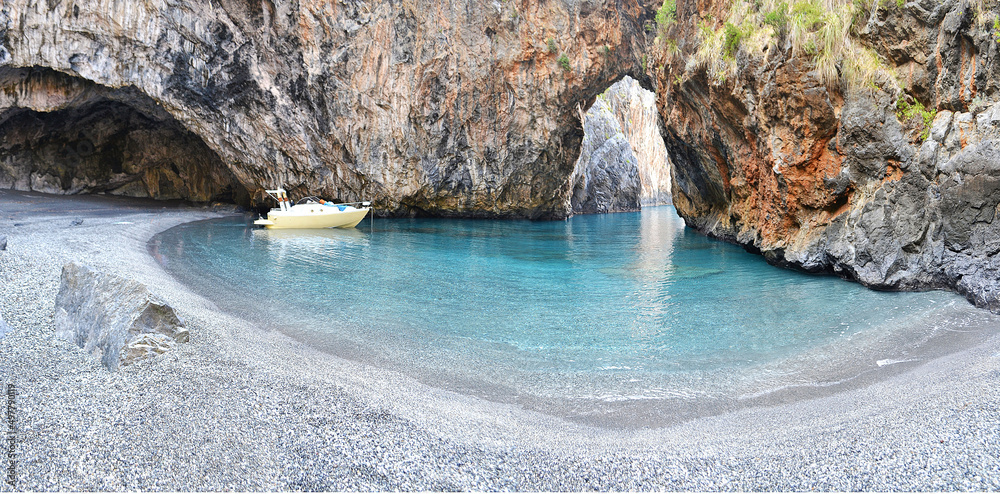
(252, 188), (370, 229)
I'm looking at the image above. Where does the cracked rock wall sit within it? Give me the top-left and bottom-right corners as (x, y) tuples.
(654, 0), (1000, 311)
(0, 0), (654, 218)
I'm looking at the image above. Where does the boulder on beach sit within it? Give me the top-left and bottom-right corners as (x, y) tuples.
(54, 262), (189, 371)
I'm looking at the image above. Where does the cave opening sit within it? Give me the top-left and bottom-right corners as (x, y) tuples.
(569, 75), (672, 215)
(0, 67), (248, 206)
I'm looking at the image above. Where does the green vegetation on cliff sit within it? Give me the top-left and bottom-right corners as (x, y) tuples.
(558, 54), (572, 71)
(686, 0), (892, 91)
(654, 0), (680, 56)
(896, 95), (937, 141)
(656, 0), (677, 30)
(684, 0), (1000, 92)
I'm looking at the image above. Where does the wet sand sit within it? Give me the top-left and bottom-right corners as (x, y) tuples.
(1, 189), (998, 490)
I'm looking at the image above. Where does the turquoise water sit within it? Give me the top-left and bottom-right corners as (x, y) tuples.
(150, 207), (998, 426)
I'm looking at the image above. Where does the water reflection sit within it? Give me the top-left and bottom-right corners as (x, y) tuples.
(627, 204), (686, 344)
(250, 227), (370, 269)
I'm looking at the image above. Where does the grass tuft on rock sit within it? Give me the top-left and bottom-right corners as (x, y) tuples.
(558, 54), (571, 71)
(686, 0), (901, 93)
(896, 95), (937, 141)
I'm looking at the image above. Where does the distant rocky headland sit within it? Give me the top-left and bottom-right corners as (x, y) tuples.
(1, 0), (998, 311)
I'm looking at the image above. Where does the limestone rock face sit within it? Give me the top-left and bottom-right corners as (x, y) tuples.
(604, 76), (671, 206)
(54, 263), (189, 371)
(571, 76), (671, 214)
(657, 0), (1000, 311)
(570, 90), (642, 214)
(0, 0), (652, 218)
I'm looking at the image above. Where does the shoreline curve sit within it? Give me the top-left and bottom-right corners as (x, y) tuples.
(1, 189), (998, 490)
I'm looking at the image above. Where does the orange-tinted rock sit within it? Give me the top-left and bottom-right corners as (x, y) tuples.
(658, 0), (1000, 311)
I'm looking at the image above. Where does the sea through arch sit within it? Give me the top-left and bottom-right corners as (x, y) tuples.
(569, 76), (672, 215)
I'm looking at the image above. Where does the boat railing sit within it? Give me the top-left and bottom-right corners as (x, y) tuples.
(297, 197), (371, 208)
(263, 188), (370, 209)
(264, 188), (291, 212)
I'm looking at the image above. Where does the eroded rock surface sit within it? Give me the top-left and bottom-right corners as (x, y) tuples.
(657, 0), (1000, 311)
(0, 0), (652, 218)
(570, 87), (642, 214)
(54, 262), (189, 371)
(605, 76), (672, 206)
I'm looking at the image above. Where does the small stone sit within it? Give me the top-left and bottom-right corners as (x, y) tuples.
(0, 235), (6, 251)
(0, 312), (9, 339)
(70, 218), (84, 226)
(929, 110), (952, 143)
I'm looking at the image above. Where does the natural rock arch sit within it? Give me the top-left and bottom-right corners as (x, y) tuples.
(0, 0), (657, 218)
(4, 0), (1000, 313)
(571, 75), (672, 214)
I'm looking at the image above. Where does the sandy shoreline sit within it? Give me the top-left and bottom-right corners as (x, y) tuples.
(1, 189), (998, 490)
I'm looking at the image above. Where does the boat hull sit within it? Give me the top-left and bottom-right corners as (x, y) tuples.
(255, 207), (370, 229)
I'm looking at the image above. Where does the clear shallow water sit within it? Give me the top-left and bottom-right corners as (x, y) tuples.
(150, 207), (999, 427)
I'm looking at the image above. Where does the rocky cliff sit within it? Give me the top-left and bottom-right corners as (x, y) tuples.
(655, 0), (1000, 310)
(615, 75), (672, 207)
(0, 0), (652, 218)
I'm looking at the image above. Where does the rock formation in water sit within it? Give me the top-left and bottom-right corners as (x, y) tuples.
(0, 0), (651, 218)
(571, 75), (670, 214)
(570, 81), (643, 214)
(605, 75), (672, 206)
(654, 0), (1000, 311)
(55, 262), (190, 371)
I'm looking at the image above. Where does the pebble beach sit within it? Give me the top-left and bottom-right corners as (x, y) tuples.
(1, 189), (999, 491)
